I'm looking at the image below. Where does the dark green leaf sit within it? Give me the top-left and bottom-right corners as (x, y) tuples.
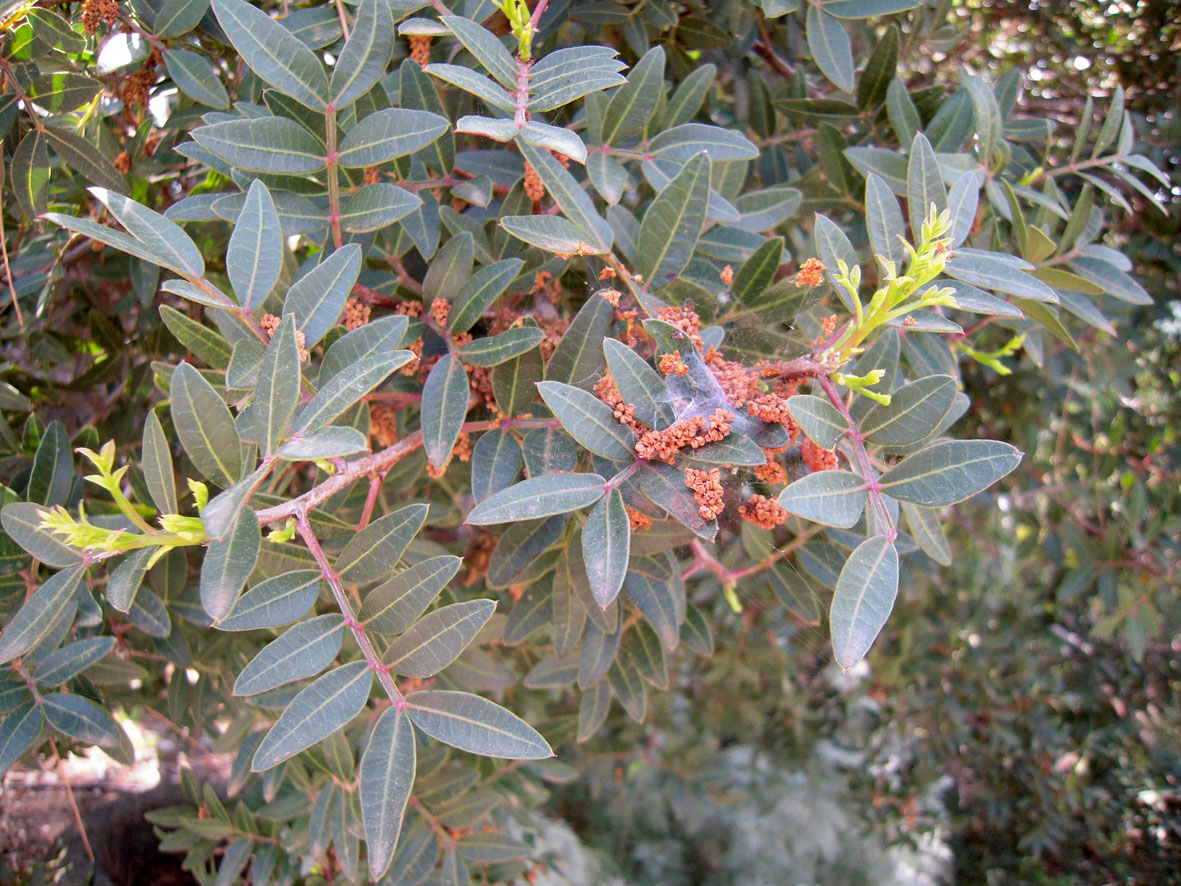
(156, 0), (211, 38)
(106, 547), (154, 612)
(857, 24), (898, 109)
(34, 637), (116, 687)
(336, 108), (450, 168)
(384, 600), (495, 677)
(624, 566), (684, 649)
(212, 0), (329, 109)
(602, 46), (665, 144)
(42, 125), (125, 193)
(0, 503), (83, 567)
(450, 259), (523, 333)
(201, 508), (260, 621)
(227, 180), (283, 310)
(142, 411), (177, 515)
(94, 189), (205, 278)
(255, 315), (301, 455)
(440, 15), (518, 89)
(0, 566), (85, 664)
(233, 614), (345, 695)
(582, 490), (630, 609)
(638, 463), (717, 540)
(459, 327), (544, 367)
(807, 4), (854, 92)
(219, 570), (323, 631)
(27, 421), (71, 507)
(164, 49), (230, 108)
(944, 253), (1059, 304)
(193, 118), (327, 174)
(638, 152), (711, 288)
(466, 474), (605, 525)
(359, 707), (415, 879)
(359, 556), (462, 635)
(252, 661), (372, 770)
(340, 184), (421, 233)
(329, 0), (392, 107)
(538, 381), (635, 460)
(421, 354), (470, 469)
(336, 504), (428, 584)
(907, 133), (946, 236)
(277, 426), (369, 459)
(294, 350), (415, 435)
(603, 339), (675, 429)
(830, 536), (899, 669)
(859, 375), (957, 447)
(406, 690), (552, 759)
(0, 702), (42, 777)
(879, 440), (1023, 506)
(42, 692), (121, 747)
(285, 245), (362, 349)
(171, 362), (242, 488)
(777, 470), (867, 528)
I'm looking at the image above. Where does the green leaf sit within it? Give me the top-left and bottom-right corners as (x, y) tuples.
(227, 180), (283, 310)
(0, 702), (42, 777)
(582, 490), (630, 609)
(336, 504), (428, 584)
(623, 566), (683, 650)
(212, 0), (329, 109)
(164, 49), (230, 109)
(901, 501), (951, 566)
(823, 0), (918, 15)
(450, 259), (523, 333)
(519, 122), (588, 165)
(638, 463), (718, 541)
(11, 130), (50, 219)
(807, 4), (854, 93)
(34, 637), (116, 687)
(440, 15), (517, 89)
(470, 431), (524, 504)
(276, 426), (369, 459)
(787, 395), (846, 449)
(545, 296), (613, 389)
(812, 213), (859, 309)
(359, 707), (415, 879)
(294, 351), (414, 435)
(944, 254), (1059, 304)
(421, 354), (470, 469)
(42, 693), (121, 747)
(233, 614), (345, 695)
(160, 304), (231, 367)
(960, 70), (1001, 167)
(27, 421), (71, 507)
(201, 508), (260, 621)
(255, 314), (301, 456)
(638, 152), (711, 288)
(106, 548), (154, 612)
(577, 681), (611, 740)
(322, 315), (410, 379)
(602, 46), (666, 144)
(219, 570), (323, 631)
(155, 0), (210, 37)
(856, 24), (898, 109)
(647, 123), (758, 162)
(330, 0), (392, 107)
(92, 188), (205, 279)
(1067, 256), (1153, 305)
(907, 133), (946, 236)
(603, 339), (674, 429)
(517, 142), (612, 249)
(879, 439), (1023, 506)
(426, 63), (515, 112)
(285, 245), (362, 349)
(384, 600), (496, 677)
(946, 169), (984, 247)
(864, 174), (907, 269)
(0, 566), (85, 664)
(359, 556), (462, 634)
(406, 690), (552, 759)
(142, 411), (177, 515)
(466, 474), (605, 525)
(202, 465), (270, 541)
(607, 652), (646, 722)
(340, 184), (421, 233)
(422, 231), (473, 305)
(766, 563), (821, 625)
(336, 108), (449, 168)
(193, 118), (327, 174)
(458, 327), (544, 367)
(578, 617), (622, 690)
(777, 470), (868, 528)
(455, 832), (529, 864)
(42, 125), (125, 193)
(0, 503), (83, 567)
(252, 661), (372, 770)
(171, 362), (241, 488)
(859, 375), (957, 447)
(830, 536), (899, 669)
(681, 604), (715, 656)
(537, 381), (635, 460)
(28, 72), (102, 114)
(25, 8), (85, 52)
(499, 215), (597, 254)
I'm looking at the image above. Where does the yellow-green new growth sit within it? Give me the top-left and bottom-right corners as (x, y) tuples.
(821, 204), (960, 405)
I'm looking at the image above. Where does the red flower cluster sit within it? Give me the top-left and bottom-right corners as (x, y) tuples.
(635, 409), (733, 465)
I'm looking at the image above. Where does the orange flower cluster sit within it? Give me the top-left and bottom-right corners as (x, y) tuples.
(594, 373), (647, 435)
(739, 494), (789, 529)
(795, 258), (826, 288)
(635, 409), (733, 465)
(400, 338), (422, 376)
(523, 162), (545, 202)
(407, 34), (432, 66)
(393, 299), (424, 318)
(429, 298), (450, 328)
(684, 468), (725, 520)
(121, 52), (159, 110)
(598, 288), (621, 307)
(658, 353), (688, 375)
(753, 459), (788, 486)
(704, 348), (761, 408)
(551, 151), (571, 168)
(363, 166), (382, 186)
(657, 304), (704, 349)
(82, 0), (118, 34)
(801, 437), (839, 472)
(113, 151), (131, 173)
(599, 266), (617, 280)
(462, 531), (494, 585)
(343, 298), (371, 331)
(720, 264), (734, 286)
(811, 313), (838, 347)
(369, 403), (399, 448)
(625, 506), (652, 531)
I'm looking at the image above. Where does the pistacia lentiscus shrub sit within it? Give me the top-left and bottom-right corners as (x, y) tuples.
(0, 0), (1165, 882)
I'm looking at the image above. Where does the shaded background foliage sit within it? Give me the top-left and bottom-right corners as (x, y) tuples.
(0, 0), (1177, 884)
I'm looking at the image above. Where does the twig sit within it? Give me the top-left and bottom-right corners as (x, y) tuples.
(49, 739), (94, 864)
